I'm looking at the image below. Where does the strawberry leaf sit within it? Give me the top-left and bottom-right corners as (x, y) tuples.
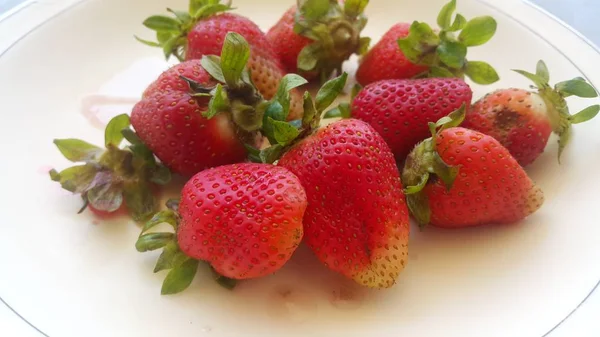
(397, 22), (440, 63)
(465, 61), (499, 85)
(161, 258), (200, 295)
(136, 233), (175, 252)
(271, 74), (309, 121)
(431, 152), (459, 191)
(104, 114), (130, 147)
(276, 74), (309, 100)
(556, 79), (598, 98)
(143, 210), (178, 232)
(404, 172), (430, 195)
(220, 32), (250, 88)
(570, 105), (600, 124)
(430, 66), (455, 78)
(87, 178), (123, 213)
(297, 44), (321, 72)
(134, 36), (161, 47)
(151, 165), (172, 185)
(458, 16), (497, 47)
(53, 139), (103, 163)
(446, 13), (466, 32)
(437, 40), (466, 69)
(204, 84), (229, 119)
(142, 15), (180, 32)
(123, 181), (156, 222)
(259, 145), (284, 164)
(437, 0), (456, 30)
(49, 165), (97, 194)
(155, 243), (189, 273)
(302, 92), (318, 129)
(200, 55), (226, 83)
(324, 102), (351, 119)
(193, 4), (231, 20)
(513, 69), (547, 88)
(358, 37), (371, 55)
(315, 72), (348, 112)
(536, 60), (550, 83)
(267, 117), (300, 146)
(167, 8), (191, 22)
(344, 0), (369, 18)
(406, 190), (431, 229)
(298, 0), (330, 20)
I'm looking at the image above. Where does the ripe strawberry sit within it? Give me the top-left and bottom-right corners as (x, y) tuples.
(50, 114), (171, 222)
(351, 77), (472, 161)
(136, 163), (307, 294)
(356, 0), (499, 86)
(463, 60), (600, 166)
(137, 0), (304, 119)
(278, 119), (410, 289)
(131, 33), (307, 176)
(356, 23), (428, 86)
(266, 0), (370, 82)
(402, 107), (544, 228)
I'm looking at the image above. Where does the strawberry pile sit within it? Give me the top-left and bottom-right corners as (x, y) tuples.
(50, 0), (600, 295)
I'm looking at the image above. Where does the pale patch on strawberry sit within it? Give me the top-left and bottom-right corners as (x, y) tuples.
(464, 60), (600, 166)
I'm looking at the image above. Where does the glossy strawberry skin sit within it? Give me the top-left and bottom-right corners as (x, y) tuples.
(425, 127), (544, 228)
(352, 78), (473, 162)
(131, 61), (248, 176)
(266, 6), (316, 80)
(142, 59), (213, 98)
(177, 163), (307, 279)
(278, 119), (410, 289)
(356, 23), (428, 86)
(463, 89), (552, 167)
(185, 13), (303, 119)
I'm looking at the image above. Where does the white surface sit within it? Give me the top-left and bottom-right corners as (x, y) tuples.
(1, 0), (600, 336)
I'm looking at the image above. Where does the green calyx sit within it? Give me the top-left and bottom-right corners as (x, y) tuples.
(135, 200), (237, 294)
(50, 114), (171, 222)
(135, 0), (233, 61)
(513, 60), (600, 163)
(401, 105), (466, 228)
(246, 72), (349, 164)
(295, 0), (371, 82)
(397, 0), (499, 85)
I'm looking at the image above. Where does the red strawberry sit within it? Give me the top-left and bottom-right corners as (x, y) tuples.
(356, 23), (428, 86)
(137, 1), (304, 119)
(132, 33), (307, 176)
(50, 114), (170, 222)
(356, 0), (499, 86)
(136, 163), (307, 294)
(351, 77), (472, 162)
(402, 108), (545, 228)
(278, 119), (410, 289)
(463, 60), (600, 166)
(266, 0), (370, 82)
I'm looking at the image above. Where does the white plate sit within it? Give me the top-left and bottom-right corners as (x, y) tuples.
(1, 0), (600, 336)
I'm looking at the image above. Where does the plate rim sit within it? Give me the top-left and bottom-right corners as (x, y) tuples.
(0, 1), (598, 336)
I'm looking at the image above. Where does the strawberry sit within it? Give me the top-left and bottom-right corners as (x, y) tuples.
(356, 23), (428, 86)
(278, 119), (410, 289)
(135, 163), (307, 294)
(136, 0), (304, 119)
(356, 0), (499, 86)
(50, 114), (171, 222)
(131, 33), (308, 176)
(463, 60), (600, 166)
(266, 0), (370, 82)
(402, 107), (545, 228)
(350, 77), (473, 162)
